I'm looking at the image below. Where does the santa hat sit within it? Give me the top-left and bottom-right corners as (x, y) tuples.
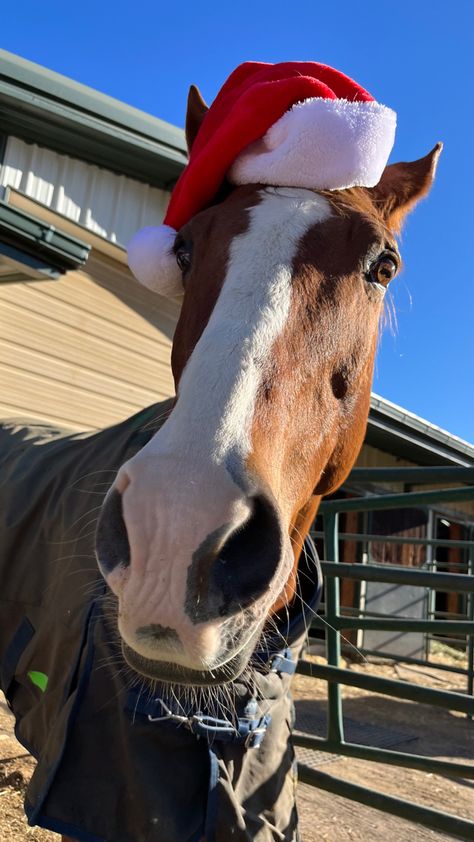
(128, 61), (396, 296)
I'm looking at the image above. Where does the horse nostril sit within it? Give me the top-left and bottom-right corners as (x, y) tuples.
(186, 493), (282, 622)
(95, 488), (131, 575)
(136, 624), (183, 649)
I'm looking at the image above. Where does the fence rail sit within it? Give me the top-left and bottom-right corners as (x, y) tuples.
(296, 466), (474, 839)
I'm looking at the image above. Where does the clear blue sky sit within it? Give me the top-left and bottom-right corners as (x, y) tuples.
(2, 0), (473, 441)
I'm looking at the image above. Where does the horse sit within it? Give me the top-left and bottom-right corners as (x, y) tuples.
(0, 79), (441, 842)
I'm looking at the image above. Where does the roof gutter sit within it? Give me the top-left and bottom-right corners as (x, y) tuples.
(0, 198), (90, 273)
(366, 394), (474, 467)
(0, 50), (188, 188)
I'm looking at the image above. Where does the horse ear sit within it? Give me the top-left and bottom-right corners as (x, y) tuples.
(370, 143), (443, 232)
(185, 85), (209, 153)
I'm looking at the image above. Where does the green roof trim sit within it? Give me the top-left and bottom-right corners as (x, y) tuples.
(0, 199), (91, 273)
(0, 50), (188, 188)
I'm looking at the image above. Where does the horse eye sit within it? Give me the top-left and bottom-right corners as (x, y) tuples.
(176, 247), (191, 273)
(368, 253), (399, 287)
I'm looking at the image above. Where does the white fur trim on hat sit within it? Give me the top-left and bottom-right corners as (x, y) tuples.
(228, 98), (397, 191)
(127, 225), (183, 297)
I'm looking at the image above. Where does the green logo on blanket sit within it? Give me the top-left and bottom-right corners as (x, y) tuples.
(27, 671), (48, 692)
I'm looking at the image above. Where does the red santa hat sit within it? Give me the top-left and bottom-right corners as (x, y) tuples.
(128, 61), (396, 296)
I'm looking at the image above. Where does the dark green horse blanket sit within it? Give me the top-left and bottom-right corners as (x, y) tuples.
(0, 401), (320, 842)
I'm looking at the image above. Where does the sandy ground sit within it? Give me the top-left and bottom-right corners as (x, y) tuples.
(1, 648), (472, 842)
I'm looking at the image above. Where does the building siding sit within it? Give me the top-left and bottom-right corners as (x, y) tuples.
(0, 251), (179, 430)
(0, 136), (171, 246)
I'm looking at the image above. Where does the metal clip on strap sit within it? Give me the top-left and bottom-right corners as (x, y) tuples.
(268, 648), (297, 675)
(189, 712), (272, 748)
(145, 698), (271, 748)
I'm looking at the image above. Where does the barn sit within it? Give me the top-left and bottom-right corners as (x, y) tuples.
(1, 49), (473, 663)
(0, 48), (184, 429)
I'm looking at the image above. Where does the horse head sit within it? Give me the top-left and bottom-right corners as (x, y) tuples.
(96, 68), (441, 685)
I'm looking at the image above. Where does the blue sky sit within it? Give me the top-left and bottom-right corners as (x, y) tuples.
(2, 0), (473, 440)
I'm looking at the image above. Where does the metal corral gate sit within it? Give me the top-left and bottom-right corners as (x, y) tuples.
(295, 466), (474, 840)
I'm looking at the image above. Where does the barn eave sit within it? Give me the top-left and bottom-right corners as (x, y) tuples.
(367, 394), (474, 468)
(0, 49), (187, 189)
(0, 196), (91, 275)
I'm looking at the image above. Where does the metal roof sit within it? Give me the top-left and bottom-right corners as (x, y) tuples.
(0, 49), (187, 188)
(367, 394), (474, 467)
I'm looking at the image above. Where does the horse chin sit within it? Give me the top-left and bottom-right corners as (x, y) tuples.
(121, 635), (257, 686)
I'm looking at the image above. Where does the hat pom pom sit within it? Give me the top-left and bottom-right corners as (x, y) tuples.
(127, 225), (182, 297)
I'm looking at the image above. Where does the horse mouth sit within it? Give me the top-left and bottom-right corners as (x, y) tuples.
(122, 636), (257, 686)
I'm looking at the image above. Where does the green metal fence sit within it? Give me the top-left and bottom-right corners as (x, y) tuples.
(295, 466), (474, 839)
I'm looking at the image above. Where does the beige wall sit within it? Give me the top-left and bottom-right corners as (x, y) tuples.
(0, 194), (180, 430)
(356, 444), (417, 490)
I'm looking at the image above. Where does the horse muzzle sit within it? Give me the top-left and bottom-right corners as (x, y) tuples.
(95, 457), (292, 684)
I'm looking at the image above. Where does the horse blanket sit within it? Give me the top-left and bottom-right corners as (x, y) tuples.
(0, 400), (321, 842)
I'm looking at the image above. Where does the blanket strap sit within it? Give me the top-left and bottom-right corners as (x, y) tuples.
(146, 696), (272, 748)
(260, 647), (297, 677)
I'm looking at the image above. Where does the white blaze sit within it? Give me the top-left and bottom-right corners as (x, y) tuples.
(146, 188), (332, 466)
(113, 188), (332, 664)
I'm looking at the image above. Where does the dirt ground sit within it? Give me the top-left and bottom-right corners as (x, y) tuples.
(292, 645), (473, 842)
(1, 646), (472, 842)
